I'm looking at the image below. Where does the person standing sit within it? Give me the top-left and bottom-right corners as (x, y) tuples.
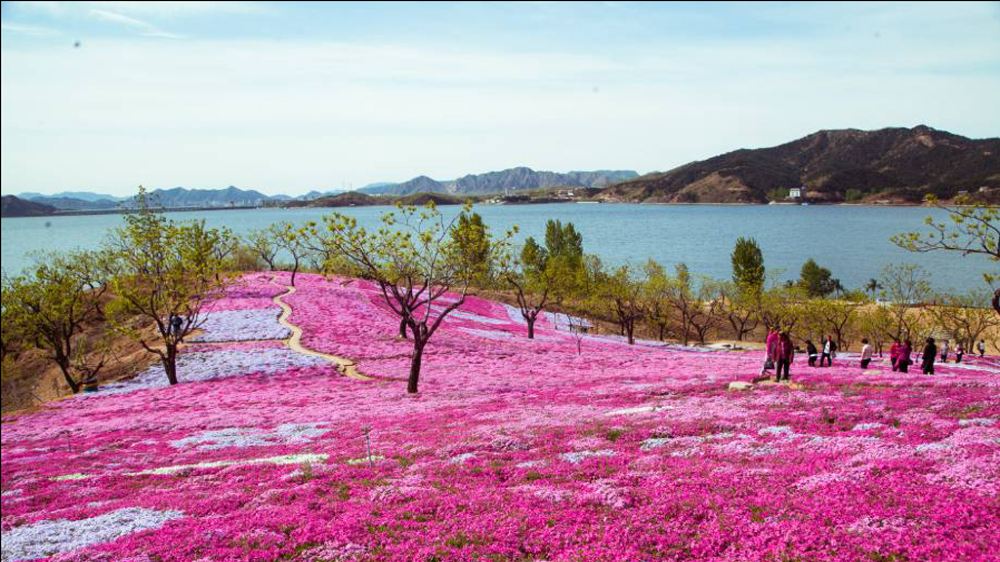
(820, 336), (836, 367)
(922, 337), (937, 375)
(889, 338), (901, 372)
(860, 339), (873, 369)
(955, 343), (964, 363)
(977, 340), (987, 357)
(760, 328), (778, 377)
(939, 340), (949, 363)
(898, 339), (912, 373)
(775, 331), (795, 382)
(806, 340), (818, 367)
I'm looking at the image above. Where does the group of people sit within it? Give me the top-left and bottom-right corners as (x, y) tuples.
(760, 329), (989, 381)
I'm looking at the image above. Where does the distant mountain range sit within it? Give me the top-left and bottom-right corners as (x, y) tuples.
(7, 127), (996, 215)
(601, 125), (1000, 204)
(358, 168), (640, 196)
(17, 186), (289, 211)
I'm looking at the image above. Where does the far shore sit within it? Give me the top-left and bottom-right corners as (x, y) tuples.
(1, 199), (937, 219)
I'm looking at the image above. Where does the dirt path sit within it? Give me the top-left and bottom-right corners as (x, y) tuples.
(272, 284), (371, 381)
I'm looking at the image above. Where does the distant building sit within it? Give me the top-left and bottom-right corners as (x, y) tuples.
(789, 186), (804, 199)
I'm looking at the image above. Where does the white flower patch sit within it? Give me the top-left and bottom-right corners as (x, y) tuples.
(1, 507), (183, 562)
(640, 438), (672, 451)
(170, 423), (330, 450)
(191, 308), (290, 342)
(758, 426), (795, 437)
(449, 452), (477, 464)
(852, 423), (886, 431)
(93, 348), (328, 395)
(958, 418), (996, 427)
(430, 306), (510, 326)
(346, 455), (385, 466)
(130, 453), (328, 476)
(605, 405), (672, 416)
(559, 450), (615, 464)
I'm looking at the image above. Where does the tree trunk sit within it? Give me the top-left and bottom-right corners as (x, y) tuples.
(407, 339), (425, 394)
(291, 261), (299, 287)
(58, 363), (80, 393)
(626, 321), (635, 345)
(526, 315), (535, 339)
(399, 317), (408, 339)
(164, 344), (179, 385)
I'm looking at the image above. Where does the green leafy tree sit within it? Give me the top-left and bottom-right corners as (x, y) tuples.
(891, 194), (999, 313)
(1, 251), (111, 393)
(798, 259), (840, 298)
(599, 264), (646, 345)
(311, 202), (507, 393)
(501, 238), (555, 339)
(501, 220), (587, 340)
(450, 211), (492, 287)
(717, 280), (759, 341)
(245, 227), (280, 270)
(642, 260), (673, 341)
(105, 187), (231, 385)
(731, 237), (766, 294)
(270, 221), (311, 286)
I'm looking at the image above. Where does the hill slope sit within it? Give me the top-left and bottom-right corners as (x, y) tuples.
(601, 125), (1000, 203)
(1, 195), (57, 217)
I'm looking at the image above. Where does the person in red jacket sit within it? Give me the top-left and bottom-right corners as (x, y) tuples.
(776, 331), (795, 382)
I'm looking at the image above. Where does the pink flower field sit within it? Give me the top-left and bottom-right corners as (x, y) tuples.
(2, 272), (999, 561)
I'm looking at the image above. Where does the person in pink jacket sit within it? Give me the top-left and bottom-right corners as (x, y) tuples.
(760, 328), (779, 377)
(889, 338), (901, 372)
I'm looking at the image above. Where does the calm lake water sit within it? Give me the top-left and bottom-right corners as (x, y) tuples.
(1, 204), (991, 293)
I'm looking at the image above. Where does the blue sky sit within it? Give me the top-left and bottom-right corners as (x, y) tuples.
(2, 1), (999, 197)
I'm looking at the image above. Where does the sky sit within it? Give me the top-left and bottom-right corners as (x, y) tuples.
(2, 1), (999, 197)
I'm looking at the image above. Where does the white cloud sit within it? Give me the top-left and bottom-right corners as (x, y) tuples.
(88, 8), (182, 38)
(0, 22), (62, 36)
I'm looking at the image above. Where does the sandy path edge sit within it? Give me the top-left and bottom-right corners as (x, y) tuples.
(272, 283), (372, 381)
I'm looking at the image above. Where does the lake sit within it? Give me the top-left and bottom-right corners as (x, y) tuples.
(1, 203), (991, 293)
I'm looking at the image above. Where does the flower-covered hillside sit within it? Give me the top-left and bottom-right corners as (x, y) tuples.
(2, 273), (998, 561)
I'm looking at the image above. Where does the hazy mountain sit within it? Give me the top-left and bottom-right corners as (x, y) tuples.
(25, 196), (121, 211)
(134, 186), (278, 207)
(19, 191), (127, 202)
(359, 168), (638, 196)
(296, 189), (346, 201)
(2, 195), (57, 217)
(600, 126), (1000, 204)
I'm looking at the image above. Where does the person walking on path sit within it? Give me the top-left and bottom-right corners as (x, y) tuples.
(939, 340), (949, 363)
(898, 339), (912, 373)
(889, 338), (901, 372)
(170, 314), (184, 339)
(955, 343), (964, 363)
(775, 331), (795, 382)
(760, 329), (778, 377)
(860, 339), (873, 369)
(806, 340), (818, 367)
(820, 336), (836, 367)
(922, 337), (937, 375)
(978, 340), (987, 357)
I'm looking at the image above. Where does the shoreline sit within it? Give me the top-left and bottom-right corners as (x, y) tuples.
(1, 200), (937, 219)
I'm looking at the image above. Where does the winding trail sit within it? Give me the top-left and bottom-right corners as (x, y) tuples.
(272, 283), (372, 381)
